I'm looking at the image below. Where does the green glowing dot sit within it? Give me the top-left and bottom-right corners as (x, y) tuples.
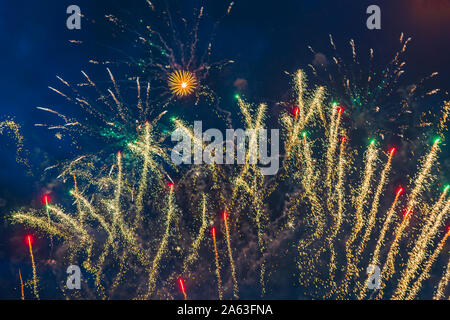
(69, 190), (73, 195)
(302, 131), (307, 138)
(332, 101), (337, 107)
(370, 139), (376, 145)
(444, 185), (449, 192)
(234, 94), (240, 99)
(434, 138), (441, 144)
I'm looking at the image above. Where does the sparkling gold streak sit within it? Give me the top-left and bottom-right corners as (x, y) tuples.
(329, 137), (347, 280)
(406, 229), (450, 300)
(223, 211), (239, 299)
(212, 227), (223, 300)
(377, 140), (440, 298)
(394, 196), (450, 299)
(227, 2), (234, 15)
(27, 236), (39, 300)
(343, 141), (378, 294)
(135, 122), (151, 216)
(19, 269), (24, 300)
(146, 185), (176, 298)
(325, 106), (341, 207)
(183, 194), (209, 274)
(434, 257), (450, 300)
(358, 188), (402, 299)
(358, 148), (394, 256)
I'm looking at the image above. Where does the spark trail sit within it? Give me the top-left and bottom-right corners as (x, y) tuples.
(212, 227), (223, 300)
(405, 228), (450, 300)
(223, 211), (239, 299)
(178, 278), (187, 300)
(27, 236), (39, 300)
(328, 136), (347, 281)
(358, 186), (403, 299)
(358, 147), (395, 257)
(182, 194), (209, 275)
(434, 256), (450, 300)
(376, 139), (441, 299)
(19, 269), (24, 300)
(325, 106), (342, 211)
(146, 184), (177, 298)
(342, 140), (378, 295)
(394, 197), (450, 299)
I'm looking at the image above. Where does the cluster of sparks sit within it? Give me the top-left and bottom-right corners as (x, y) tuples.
(0, 119), (28, 167)
(4, 0), (449, 301)
(278, 71), (448, 300)
(11, 69), (449, 300)
(92, 0), (235, 106)
(307, 33), (441, 141)
(34, 66), (171, 181)
(34, 0), (239, 177)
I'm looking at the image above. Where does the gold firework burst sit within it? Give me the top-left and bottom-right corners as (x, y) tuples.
(168, 70), (197, 97)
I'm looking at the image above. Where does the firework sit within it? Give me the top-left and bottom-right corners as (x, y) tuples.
(146, 183), (178, 298)
(357, 186), (403, 299)
(11, 122), (174, 298)
(342, 139), (378, 296)
(168, 70), (198, 97)
(404, 226), (450, 300)
(307, 34), (440, 141)
(325, 105), (341, 209)
(178, 278), (187, 300)
(26, 235), (39, 300)
(279, 71), (448, 299)
(434, 256), (450, 300)
(35, 65), (173, 189)
(18, 269), (24, 300)
(223, 211), (239, 299)
(393, 197), (450, 299)
(182, 193), (209, 275)
(42, 195), (54, 255)
(93, 1), (235, 105)
(328, 136), (347, 282)
(10, 67), (449, 300)
(375, 138), (441, 297)
(212, 227), (223, 300)
(357, 147), (395, 257)
(0, 119), (28, 167)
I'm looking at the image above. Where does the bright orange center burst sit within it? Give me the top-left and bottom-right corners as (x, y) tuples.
(168, 70), (197, 97)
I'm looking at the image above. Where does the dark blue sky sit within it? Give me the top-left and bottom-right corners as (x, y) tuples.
(0, 0), (449, 298)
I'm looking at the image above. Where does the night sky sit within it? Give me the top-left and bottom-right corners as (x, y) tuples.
(0, 0), (449, 299)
